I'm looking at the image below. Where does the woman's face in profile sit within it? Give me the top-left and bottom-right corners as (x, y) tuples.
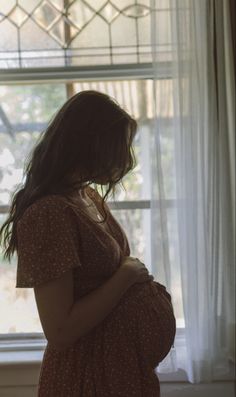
(97, 126), (133, 184)
(68, 125), (133, 185)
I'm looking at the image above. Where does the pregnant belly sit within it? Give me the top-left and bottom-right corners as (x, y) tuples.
(106, 280), (176, 369)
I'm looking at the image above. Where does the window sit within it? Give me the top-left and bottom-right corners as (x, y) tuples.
(0, 0), (184, 351)
(0, 0), (154, 68)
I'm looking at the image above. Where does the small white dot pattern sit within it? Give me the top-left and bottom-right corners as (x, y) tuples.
(16, 186), (176, 396)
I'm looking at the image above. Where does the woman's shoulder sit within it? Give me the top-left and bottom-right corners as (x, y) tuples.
(18, 194), (72, 226)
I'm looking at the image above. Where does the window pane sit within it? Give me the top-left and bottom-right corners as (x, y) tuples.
(0, 79), (152, 203)
(0, 214), (41, 332)
(0, 79), (176, 202)
(0, 83), (67, 205)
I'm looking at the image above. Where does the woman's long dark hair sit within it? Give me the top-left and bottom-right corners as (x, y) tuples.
(0, 90), (137, 262)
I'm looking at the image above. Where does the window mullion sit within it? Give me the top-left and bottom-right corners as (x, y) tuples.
(0, 200), (177, 214)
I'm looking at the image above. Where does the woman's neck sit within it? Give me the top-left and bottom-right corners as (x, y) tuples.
(69, 186), (91, 205)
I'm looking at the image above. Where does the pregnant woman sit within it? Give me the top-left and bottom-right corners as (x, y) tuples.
(1, 90), (176, 396)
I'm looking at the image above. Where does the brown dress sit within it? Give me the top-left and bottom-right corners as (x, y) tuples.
(16, 186), (176, 397)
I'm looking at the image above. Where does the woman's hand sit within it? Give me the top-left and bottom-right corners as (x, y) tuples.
(119, 256), (154, 286)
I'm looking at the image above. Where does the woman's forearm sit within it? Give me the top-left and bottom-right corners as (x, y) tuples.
(57, 268), (132, 349)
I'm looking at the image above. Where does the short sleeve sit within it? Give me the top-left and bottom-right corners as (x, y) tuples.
(16, 196), (82, 288)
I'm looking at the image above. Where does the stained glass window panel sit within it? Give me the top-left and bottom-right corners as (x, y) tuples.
(0, 0), (161, 68)
(0, 20), (18, 51)
(18, 0), (42, 13)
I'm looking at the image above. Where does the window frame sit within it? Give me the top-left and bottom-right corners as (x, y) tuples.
(1, 64), (235, 383)
(0, 63), (185, 380)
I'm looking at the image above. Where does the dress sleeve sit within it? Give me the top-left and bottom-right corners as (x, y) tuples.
(15, 196), (83, 288)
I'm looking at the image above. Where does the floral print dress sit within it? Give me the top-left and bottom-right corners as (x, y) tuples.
(16, 186), (176, 396)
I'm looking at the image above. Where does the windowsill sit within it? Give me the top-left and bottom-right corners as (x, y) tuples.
(0, 349), (43, 366)
(0, 330), (235, 383)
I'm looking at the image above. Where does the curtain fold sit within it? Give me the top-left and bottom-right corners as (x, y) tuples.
(150, 0), (235, 383)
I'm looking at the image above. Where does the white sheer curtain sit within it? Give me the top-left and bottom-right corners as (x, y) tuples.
(150, 0), (235, 383)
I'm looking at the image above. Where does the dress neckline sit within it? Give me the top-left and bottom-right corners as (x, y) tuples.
(62, 186), (114, 235)
(57, 187), (126, 253)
